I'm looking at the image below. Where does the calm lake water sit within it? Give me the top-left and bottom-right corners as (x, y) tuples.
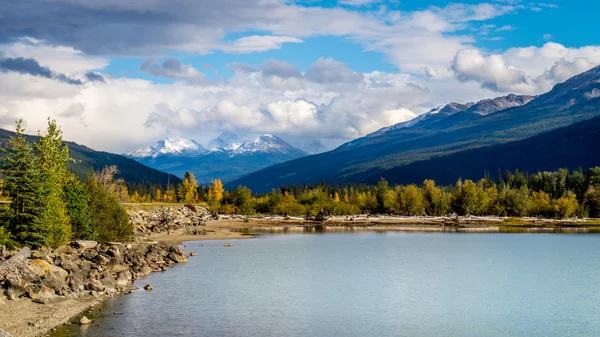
(55, 232), (600, 337)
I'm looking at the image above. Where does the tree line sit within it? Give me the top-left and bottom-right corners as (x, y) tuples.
(0, 120), (132, 249)
(161, 167), (600, 219)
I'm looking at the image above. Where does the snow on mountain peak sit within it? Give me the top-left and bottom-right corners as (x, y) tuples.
(127, 136), (206, 158)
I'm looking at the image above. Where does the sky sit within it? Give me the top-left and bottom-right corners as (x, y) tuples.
(0, 0), (599, 153)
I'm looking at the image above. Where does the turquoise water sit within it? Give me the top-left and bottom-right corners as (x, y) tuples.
(56, 233), (600, 336)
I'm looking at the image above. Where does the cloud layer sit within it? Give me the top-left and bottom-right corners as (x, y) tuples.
(1, 1), (599, 155)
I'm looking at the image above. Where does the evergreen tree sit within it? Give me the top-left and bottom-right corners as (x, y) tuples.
(34, 118), (71, 246)
(63, 174), (92, 238)
(1, 120), (47, 248)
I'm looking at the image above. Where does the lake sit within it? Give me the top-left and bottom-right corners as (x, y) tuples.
(54, 232), (600, 336)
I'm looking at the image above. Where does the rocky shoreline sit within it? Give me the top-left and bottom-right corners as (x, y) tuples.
(0, 240), (190, 337)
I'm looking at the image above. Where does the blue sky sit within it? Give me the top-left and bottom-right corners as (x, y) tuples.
(101, 0), (594, 83)
(0, 0), (598, 153)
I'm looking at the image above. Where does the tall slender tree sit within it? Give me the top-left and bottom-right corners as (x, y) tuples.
(34, 118), (71, 246)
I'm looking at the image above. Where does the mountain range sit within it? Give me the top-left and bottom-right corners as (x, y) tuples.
(229, 65), (600, 192)
(125, 134), (307, 183)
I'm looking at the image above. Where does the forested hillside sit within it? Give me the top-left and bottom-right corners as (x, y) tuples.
(0, 127), (180, 191)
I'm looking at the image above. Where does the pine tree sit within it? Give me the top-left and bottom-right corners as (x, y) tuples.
(1, 120), (47, 248)
(34, 118), (71, 246)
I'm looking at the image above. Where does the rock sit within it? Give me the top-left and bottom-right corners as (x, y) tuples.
(69, 274), (86, 291)
(143, 284), (153, 291)
(33, 298), (49, 304)
(59, 258), (81, 274)
(94, 254), (111, 265)
(116, 270), (133, 286)
(80, 316), (92, 325)
(224, 243), (233, 247)
(26, 284), (55, 301)
(53, 245), (76, 255)
(87, 279), (104, 292)
(5, 279), (28, 298)
(74, 240), (98, 249)
(80, 249), (98, 261)
(190, 252), (198, 256)
(167, 252), (187, 264)
(139, 266), (153, 276)
(108, 264), (129, 273)
(101, 277), (118, 293)
(42, 265), (69, 291)
(28, 259), (51, 276)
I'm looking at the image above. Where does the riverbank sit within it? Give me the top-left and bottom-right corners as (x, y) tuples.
(0, 241), (189, 337)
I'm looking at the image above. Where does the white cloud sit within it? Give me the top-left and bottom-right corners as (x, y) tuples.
(220, 35), (303, 54)
(452, 43), (600, 94)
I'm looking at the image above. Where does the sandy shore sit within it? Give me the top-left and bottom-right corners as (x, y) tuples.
(0, 296), (103, 337)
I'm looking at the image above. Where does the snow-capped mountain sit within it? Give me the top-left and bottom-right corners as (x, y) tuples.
(125, 133), (307, 183)
(341, 94), (535, 149)
(223, 134), (299, 155)
(127, 136), (206, 158)
(207, 132), (243, 150)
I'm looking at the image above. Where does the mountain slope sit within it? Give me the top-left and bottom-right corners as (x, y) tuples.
(361, 115), (600, 186)
(342, 94), (534, 149)
(127, 134), (307, 183)
(229, 66), (600, 191)
(0, 128), (180, 188)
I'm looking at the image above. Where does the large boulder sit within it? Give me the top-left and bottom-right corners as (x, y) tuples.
(42, 265), (68, 291)
(28, 259), (51, 277)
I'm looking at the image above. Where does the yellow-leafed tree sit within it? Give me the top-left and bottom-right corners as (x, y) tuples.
(208, 179), (224, 208)
(178, 172), (198, 203)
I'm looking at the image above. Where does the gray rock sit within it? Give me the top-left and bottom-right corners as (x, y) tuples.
(94, 254), (111, 265)
(42, 265), (69, 291)
(87, 279), (104, 292)
(80, 249), (98, 261)
(167, 251), (187, 264)
(74, 240), (99, 250)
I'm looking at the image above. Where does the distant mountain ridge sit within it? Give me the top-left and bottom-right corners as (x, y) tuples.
(230, 65), (600, 192)
(343, 94), (535, 149)
(125, 133), (307, 183)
